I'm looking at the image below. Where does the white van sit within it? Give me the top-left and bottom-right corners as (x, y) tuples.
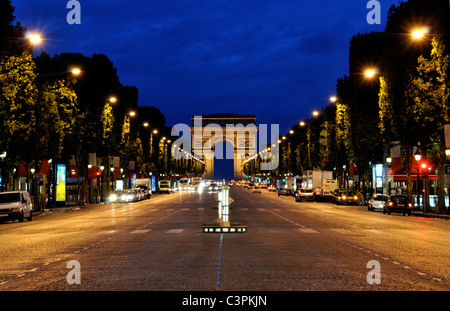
(0, 191), (33, 222)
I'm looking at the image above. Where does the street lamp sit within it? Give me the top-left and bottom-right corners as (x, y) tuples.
(364, 68), (377, 79)
(71, 67), (82, 76)
(414, 150), (421, 209)
(411, 27), (428, 40)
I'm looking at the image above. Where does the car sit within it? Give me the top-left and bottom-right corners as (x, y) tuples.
(0, 191), (33, 222)
(295, 188), (314, 202)
(383, 195), (413, 216)
(278, 188), (293, 196)
(336, 190), (359, 206)
(117, 190), (134, 203)
(252, 186), (261, 194)
(368, 194), (389, 211)
(331, 189), (341, 203)
(209, 183), (219, 192)
(267, 185), (276, 192)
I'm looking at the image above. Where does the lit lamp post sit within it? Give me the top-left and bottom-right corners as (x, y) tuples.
(27, 33), (43, 56)
(414, 150), (422, 209)
(100, 165), (105, 202)
(421, 162), (428, 213)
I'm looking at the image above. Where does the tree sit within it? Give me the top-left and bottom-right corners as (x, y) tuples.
(0, 52), (38, 190)
(0, 0), (28, 57)
(408, 36), (450, 213)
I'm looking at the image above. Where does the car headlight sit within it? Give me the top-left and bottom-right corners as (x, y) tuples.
(13, 207), (22, 212)
(109, 194), (117, 201)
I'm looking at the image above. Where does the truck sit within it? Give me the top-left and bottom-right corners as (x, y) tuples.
(302, 170), (338, 201)
(134, 178), (152, 199)
(159, 179), (171, 194)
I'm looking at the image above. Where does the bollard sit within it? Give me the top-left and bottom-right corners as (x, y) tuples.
(202, 184), (247, 233)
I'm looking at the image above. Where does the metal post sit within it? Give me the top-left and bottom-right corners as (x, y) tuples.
(221, 186), (230, 227)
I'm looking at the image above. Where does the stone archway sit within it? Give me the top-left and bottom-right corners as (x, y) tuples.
(191, 114), (258, 180)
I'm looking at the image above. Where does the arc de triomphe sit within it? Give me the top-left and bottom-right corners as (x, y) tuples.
(191, 114), (258, 180)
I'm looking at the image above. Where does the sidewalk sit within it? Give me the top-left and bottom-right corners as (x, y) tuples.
(33, 205), (84, 216)
(412, 210), (450, 220)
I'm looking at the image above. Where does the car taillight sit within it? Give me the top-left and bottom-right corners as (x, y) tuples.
(408, 203), (412, 208)
(388, 202), (393, 206)
(353, 196), (358, 200)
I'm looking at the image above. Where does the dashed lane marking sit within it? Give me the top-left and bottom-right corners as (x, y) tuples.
(131, 229), (151, 234)
(297, 228), (319, 234)
(166, 229), (184, 234)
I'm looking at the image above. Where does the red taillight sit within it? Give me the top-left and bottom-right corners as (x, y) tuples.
(388, 202), (393, 206)
(408, 203), (412, 208)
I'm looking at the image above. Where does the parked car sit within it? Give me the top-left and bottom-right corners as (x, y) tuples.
(383, 195), (413, 216)
(116, 190), (134, 203)
(335, 190), (360, 206)
(368, 194), (389, 211)
(0, 191), (33, 222)
(295, 188), (314, 202)
(331, 189), (341, 203)
(278, 188), (293, 196)
(252, 186), (262, 194)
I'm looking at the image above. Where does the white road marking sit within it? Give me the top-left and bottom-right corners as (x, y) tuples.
(297, 228), (319, 234)
(131, 229), (151, 234)
(166, 229), (184, 234)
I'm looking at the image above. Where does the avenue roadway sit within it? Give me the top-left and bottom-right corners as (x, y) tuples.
(1, 186), (450, 291)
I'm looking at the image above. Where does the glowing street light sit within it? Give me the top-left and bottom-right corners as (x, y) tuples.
(364, 68), (377, 79)
(109, 96), (117, 103)
(129, 110), (136, 117)
(28, 33), (42, 45)
(329, 96), (337, 103)
(71, 67), (82, 76)
(312, 110), (319, 117)
(411, 27), (428, 40)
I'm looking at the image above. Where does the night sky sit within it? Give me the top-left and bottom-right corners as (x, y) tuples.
(13, 0), (399, 134)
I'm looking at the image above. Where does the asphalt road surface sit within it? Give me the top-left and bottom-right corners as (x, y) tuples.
(1, 186), (450, 291)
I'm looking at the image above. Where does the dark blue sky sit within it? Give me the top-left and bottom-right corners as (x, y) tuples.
(14, 0), (399, 133)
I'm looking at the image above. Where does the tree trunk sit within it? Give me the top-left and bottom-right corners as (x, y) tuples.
(405, 144), (413, 202)
(438, 131), (446, 214)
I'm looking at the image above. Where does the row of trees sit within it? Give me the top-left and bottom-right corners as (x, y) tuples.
(247, 0), (450, 214)
(0, 1), (204, 208)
